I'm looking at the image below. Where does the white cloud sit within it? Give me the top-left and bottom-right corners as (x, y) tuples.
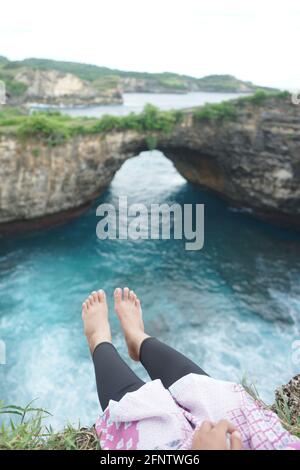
(0, 0), (299, 88)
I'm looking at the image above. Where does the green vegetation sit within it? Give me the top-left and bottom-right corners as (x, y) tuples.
(18, 113), (71, 146)
(5, 80), (27, 96)
(0, 104), (183, 145)
(146, 135), (158, 151)
(0, 91), (289, 143)
(193, 101), (238, 122)
(2, 57), (278, 95)
(0, 401), (99, 450)
(158, 77), (188, 91)
(0, 68), (28, 97)
(196, 74), (277, 93)
(236, 90), (290, 106)
(0, 56), (9, 66)
(193, 90), (290, 123)
(92, 75), (121, 92)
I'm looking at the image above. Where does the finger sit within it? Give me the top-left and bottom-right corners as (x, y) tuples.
(214, 420), (237, 434)
(199, 420), (214, 433)
(230, 431), (243, 450)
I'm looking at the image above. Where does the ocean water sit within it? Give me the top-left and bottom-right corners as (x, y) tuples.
(0, 151), (300, 429)
(31, 91), (247, 117)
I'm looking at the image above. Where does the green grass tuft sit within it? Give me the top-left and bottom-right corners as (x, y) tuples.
(0, 400), (100, 450)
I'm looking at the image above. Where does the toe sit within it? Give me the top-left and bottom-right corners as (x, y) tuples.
(123, 287), (129, 300)
(135, 298), (141, 309)
(88, 294), (94, 305)
(129, 290), (135, 302)
(98, 289), (106, 303)
(114, 287), (122, 302)
(82, 302), (88, 313)
(92, 291), (98, 303)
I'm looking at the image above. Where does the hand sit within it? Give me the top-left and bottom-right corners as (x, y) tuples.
(191, 419), (243, 450)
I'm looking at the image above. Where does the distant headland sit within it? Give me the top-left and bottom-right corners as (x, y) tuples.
(0, 55), (278, 107)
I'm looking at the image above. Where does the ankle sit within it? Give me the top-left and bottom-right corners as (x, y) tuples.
(88, 332), (112, 354)
(132, 332), (150, 357)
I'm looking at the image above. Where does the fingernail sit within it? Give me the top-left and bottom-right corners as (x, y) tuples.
(232, 431), (242, 440)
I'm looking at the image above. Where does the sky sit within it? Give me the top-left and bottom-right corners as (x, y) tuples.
(0, 0), (299, 89)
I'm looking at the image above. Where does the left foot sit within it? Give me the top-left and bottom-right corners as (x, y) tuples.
(82, 290), (111, 354)
(114, 287), (149, 361)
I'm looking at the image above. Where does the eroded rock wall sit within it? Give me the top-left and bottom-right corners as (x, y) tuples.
(0, 96), (300, 233)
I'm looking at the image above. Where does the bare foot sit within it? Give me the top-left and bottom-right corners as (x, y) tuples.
(82, 289), (111, 354)
(114, 287), (149, 361)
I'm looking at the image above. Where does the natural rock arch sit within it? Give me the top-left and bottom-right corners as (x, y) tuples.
(0, 97), (299, 233)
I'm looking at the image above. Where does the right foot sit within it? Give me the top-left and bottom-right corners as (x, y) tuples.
(82, 289), (111, 354)
(114, 287), (149, 361)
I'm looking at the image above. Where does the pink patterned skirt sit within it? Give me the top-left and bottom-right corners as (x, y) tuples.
(95, 374), (300, 450)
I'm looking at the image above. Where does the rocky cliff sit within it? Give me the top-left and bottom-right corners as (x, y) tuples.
(160, 96), (300, 228)
(121, 74), (276, 94)
(1, 56), (277, 97)
(0, 95), (299, 233)
(8, 69), (123, 106)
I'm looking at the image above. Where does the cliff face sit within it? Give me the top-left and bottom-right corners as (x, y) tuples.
(121, 74), (275, 94)
(11, 69), (123, 106)
(0, 131), (141, 231)
(160, 98), (300, 227)
(0, 96), (299, 233)
(121, 77), (187, 94)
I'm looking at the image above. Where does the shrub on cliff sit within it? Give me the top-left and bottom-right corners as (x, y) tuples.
(237, 90), (290, 106)
(193, 101), (237, 123)
(139, 104), (183, 133)
(89, 105), (183, 135)
(17, 114), (71, 146)
(193, 91), (291, 124)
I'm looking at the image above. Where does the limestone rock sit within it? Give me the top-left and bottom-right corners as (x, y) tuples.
(13, 69), (122, 106)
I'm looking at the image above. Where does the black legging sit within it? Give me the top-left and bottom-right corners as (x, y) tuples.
(93, 337), (207, 410)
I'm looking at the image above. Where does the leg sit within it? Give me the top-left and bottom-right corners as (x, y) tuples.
(82, 289), (145, 410)
(93, 342), (145, 410)
(139, 337), (207, 388)
(114, 287), (208, 389)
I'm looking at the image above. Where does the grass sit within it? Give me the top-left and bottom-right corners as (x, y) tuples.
(0, 401), (100, 450)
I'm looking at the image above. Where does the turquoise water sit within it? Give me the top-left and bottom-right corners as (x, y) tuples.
(1, 151), (300, 429)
